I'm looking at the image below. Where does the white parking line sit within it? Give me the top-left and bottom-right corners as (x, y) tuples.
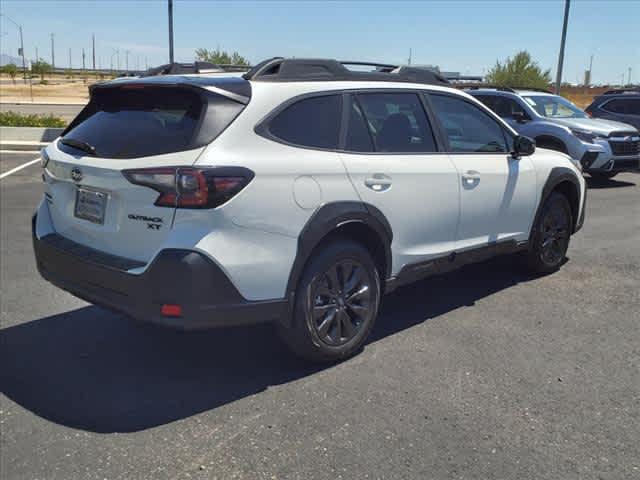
(0, 157), (41, 180)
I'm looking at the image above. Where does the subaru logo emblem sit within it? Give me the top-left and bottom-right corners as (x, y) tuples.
(70, 167), (83, 183)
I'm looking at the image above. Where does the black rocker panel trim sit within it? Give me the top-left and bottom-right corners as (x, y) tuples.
(283, 201), (393, 326)
(386, 239), (528, 292)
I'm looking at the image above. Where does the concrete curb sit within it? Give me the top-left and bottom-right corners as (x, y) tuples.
(0, 126), (63, 150)
(1, 141), (49, 151)
(1, 126), (64, 142)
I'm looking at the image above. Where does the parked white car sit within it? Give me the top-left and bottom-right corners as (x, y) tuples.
(33, 58), (587, 362)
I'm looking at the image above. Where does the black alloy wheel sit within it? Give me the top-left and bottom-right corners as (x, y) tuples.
(309, 259), (372, 346)
(539, 202), (571, 266)
(278, 239), (381, 362)
(525, 191), (573, 273)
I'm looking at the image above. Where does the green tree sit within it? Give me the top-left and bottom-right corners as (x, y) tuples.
(486, 51), (551, 89)
(31, 59), (52, 81)
(195, 48), (249, 66)
(3, 63), (18, 84)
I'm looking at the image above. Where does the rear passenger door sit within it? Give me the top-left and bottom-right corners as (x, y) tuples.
(428, 93), (537, 250)
(338, 91), (460, 276)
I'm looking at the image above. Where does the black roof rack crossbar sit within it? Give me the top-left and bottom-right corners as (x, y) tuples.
(141, 61), (224, 77)
(340, 60), (399, 70)
(462, 85), (553, 94)
(242, 57), (449, 86)
(463, 85), (516, 93)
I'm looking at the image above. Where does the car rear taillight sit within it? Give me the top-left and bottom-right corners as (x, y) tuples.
(122, 166), (254, 209)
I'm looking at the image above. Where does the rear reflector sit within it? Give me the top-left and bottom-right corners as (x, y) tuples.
(161, 304), (183, 317)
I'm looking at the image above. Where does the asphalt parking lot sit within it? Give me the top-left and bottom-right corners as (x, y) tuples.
(1, 151), (638, 480)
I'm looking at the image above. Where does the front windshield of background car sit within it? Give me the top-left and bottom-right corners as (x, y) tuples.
(523, 95), (588, 119)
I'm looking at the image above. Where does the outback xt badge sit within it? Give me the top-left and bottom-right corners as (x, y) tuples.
(128, 214), (163, 230)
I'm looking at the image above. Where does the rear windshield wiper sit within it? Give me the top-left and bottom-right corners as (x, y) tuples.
(59, 138), (97, 156)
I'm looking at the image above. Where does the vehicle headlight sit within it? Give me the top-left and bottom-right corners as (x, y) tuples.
(40, 149), (50, 168)
(571, 129), (605, 144)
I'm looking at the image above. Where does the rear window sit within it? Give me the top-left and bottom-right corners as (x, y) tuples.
(267, 95), (342, 149)
(61, 86), (244, 159)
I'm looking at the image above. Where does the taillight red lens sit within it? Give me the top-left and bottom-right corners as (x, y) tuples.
(122, 166), (253, 209)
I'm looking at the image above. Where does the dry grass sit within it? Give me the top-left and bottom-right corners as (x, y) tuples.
(560, 86), (608, 109)
(0, 73), (114, 103)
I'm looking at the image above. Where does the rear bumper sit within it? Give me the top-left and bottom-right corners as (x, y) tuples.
(32, 215), (286, 329)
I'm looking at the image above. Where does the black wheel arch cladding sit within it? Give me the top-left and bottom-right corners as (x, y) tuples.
(282, 201), (392, 326)
(532, 167), (582, 236)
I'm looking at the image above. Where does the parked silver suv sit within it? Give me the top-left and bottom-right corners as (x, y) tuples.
(468, 87), (640, 180)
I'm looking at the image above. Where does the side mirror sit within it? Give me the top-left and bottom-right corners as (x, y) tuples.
(512, 111), (528, 123)
(513, 135), (535, 157)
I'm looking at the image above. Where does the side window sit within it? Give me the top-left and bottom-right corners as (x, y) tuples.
(345, 98), (374, 152)
(355, 93), (437, 152)
(268, 95), (341, 149)
(476, 95), (528, 120)
(430, 94), (509, 153)
(627, 99), (640, 115)
(503, 98), (529, 120)
(475, 95), (503, 115)
(603, 98), (640, 115)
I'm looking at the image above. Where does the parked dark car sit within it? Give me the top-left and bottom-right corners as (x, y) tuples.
(586, 88), (640, 130)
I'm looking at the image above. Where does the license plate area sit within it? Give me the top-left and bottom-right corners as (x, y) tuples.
(74, 187), (108, 224)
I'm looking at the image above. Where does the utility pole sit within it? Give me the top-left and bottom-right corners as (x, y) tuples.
(50, 33), (55, 68)
(408, 48), (412, 66)
(168, 0), (174, 64)
(1, 14), (27, 84)
(555, 0), (571, 94)
(92, 34), (96, 70)
(628, 67), (632, 86)
(35, 46), (38, 61)
(68, 47), (72, 69)
(125, 50), (129, 71)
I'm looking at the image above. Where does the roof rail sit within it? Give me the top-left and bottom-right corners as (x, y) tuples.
(602, 87), (640, 95)
(141, 61), (224, 77)
(242, 57), (449, 86)
(463, 85), (516, 93)
(462, 85), (553, 94)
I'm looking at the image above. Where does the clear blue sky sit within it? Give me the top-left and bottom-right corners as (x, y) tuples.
(1, 0), (638, 84)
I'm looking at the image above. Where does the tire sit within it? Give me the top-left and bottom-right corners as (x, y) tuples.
(524, 192), (573, 274)
(590, 171), (617, 181)
(277, 239), (381, 363)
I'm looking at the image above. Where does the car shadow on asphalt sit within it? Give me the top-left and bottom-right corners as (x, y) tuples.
(0, 255), (537, 433)
(586, 177), (636, 189)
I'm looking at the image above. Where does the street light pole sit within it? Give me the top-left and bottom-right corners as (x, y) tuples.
(51, 33), (55, 68)
(555, 0), (571, 94)
(168, 0), (174, 64)
(1, 14), (27, 84)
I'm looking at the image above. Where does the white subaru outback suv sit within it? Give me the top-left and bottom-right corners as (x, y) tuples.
(33, 58), (587, 362)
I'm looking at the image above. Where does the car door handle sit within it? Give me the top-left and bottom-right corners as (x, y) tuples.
(364, 174), (392, 192)
(461, 170), (481, 188)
